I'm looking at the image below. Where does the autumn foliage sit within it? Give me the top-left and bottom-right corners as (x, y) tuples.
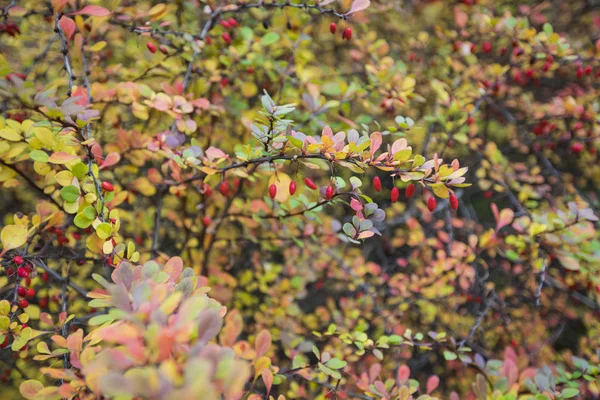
(0, 0), (599, 399)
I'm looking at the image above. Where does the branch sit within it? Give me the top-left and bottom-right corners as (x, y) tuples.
(458, 290), (497, 349)
(55, 12), (75, 97)
(0, 159), (62, 209)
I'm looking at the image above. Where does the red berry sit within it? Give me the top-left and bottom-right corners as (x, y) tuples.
(17, 286), (26, 297)
(330, 22), (337, 34)
(39, 297), (48, 308)
(26, 288), (35, 298)
(289, 181), (297, 195)
(482, 41), (492, 53)
(101, 181), (114, 192)
(17, 267), (29, 278)
(304, 178), (317, 190)
(570, 142), (584, 154)
(41, 272), (49, 283)
(449, 193), (459, 210)
(405, 183), (415, 199)
(269, 184), (277, 199)
(202, 215), (211, 227)
(220, 20), (230, 29)
(202, 183), (211, 197)
(247, 66), (254, 74)
(13, 256), (24, 265)
(483, 190), (493, 199)
(146, 42), (156, 54)
(467, 116), (474, 125)
(219, 181), (230, 196)
(159, 45), (168, 54)
(18, 299), (28, 309)
(576, 66), (584, 78)
(72, 232), (81, 240)
(342, 27), (352, 41)
(222, 32), (231, 45)
(227, 18), (238, 28)
(77, 259), (85, 266)
(427, 196), (437, 212)
(543, 62), (551, 72)
(325, 185), (334, 200)
(373, 176), (382, 192)
(390, 187), (399, 203)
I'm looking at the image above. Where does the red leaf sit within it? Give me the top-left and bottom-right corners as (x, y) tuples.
(100, 152), (121, 169)
(70, 5), (111, 17)
(59, 16), (76, 41)
(426, 375), (440, 394)
(347, 0), (370, 15)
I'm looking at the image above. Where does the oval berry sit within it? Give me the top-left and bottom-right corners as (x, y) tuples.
(330, 22), (337, 34)
(101, 181), (114, 192)
(146, 42), (157, 54)
(342, 27), (352, 40)
(26, 288), (35, 298)
(325, 185), (334, 200)
(405, 183), (415, 199)
(17, 286), (27, 297)
(427, 196), (437, 212)
(13, 255), (24, 265)
(289, 181), (297, 195)
(373, 176), (382, 192)
(17, 267), (29, 278)
(18, 299), (28, 309)
(304, 178), (317, 190)
(449, 193), (459, 210)
(202, 215), (211, 227)
(390, 187), (399, 203)
(219, 181), (230, 196)
(269, 184), (277, 199)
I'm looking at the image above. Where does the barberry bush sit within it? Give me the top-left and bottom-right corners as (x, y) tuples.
(0, 0), (599, 399)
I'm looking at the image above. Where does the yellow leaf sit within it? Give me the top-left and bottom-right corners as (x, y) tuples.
(431, 184), (449, 199)
(1, 225), (28, 256)
(241, 81), (258, 98)
(88, 41), (106, 52)
(130, 177), (157, 196)
(148, 3), (168, 21)
(54, 170), (74, 186)
(0, 128), (22, 141)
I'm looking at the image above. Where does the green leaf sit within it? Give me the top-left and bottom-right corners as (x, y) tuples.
(261, 32), (280, 46)
(60, 185), (80, 202)
(561, 388), (579, 398)
(82, 206), (96, 220)
(325, 358), (347, 370)
(74, 213), (93, 229)
(96, 222), (112, 240)
(443, 351), (457, 361)
(29, 150), (49, 163)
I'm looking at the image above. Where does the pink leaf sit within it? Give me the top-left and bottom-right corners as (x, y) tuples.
(48, 152), (79, 164)
(397, 365), (410, 383)
(71, 86), (88, 106)
(426, 375), (440, 394)
(350, 198), (363, 211)
(261, 369), (273, 396)
(70, 5), (111, 17)
(322, 125), (333, 138)
(370, 131), (383, 156)
(347, 0), (371, 15)
(59, 16), (76, 41)
(255, 329), (272, 357)
(101, 152), (121, 169)
(503, 358), (518, 386)
(163, 256), (183, 282)
(453, 7), (468, 29)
